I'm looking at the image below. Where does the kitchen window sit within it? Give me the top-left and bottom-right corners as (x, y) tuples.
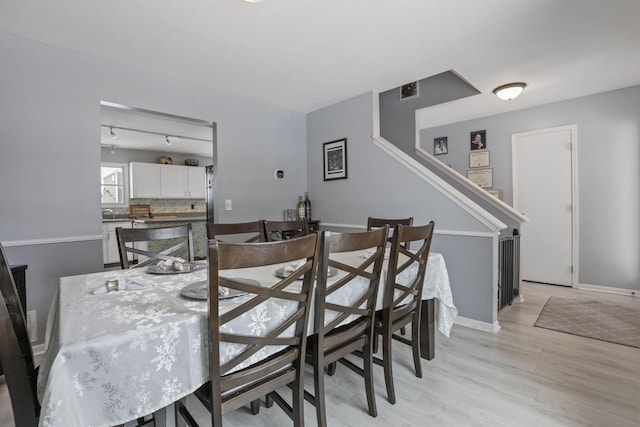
(101, 162), (129, 206)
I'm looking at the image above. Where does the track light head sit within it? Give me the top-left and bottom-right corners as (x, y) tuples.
(109, 127), (118, 139)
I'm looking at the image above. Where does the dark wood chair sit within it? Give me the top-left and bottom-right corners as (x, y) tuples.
(206, 220), (265, 242)
(373, 221), (435, 404)
(0, 241), (39, 427)
(263, 220), (309, 242)
(367, 216), (414, 249)
(116, 223), (195, 269)
(300, 228), (388, 427)
(175, 233), (321, 427)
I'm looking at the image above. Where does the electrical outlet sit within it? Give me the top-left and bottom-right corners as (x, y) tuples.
(27, 310), (37, 342)
(225, 199), (232, 211)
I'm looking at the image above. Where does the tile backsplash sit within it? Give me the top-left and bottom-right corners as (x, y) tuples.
(106, 199), (206, 216)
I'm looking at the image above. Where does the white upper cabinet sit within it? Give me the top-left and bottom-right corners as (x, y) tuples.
(187, 166), (206, 199)
(130, 162), (205, 199)
(129, 162), (161, 198)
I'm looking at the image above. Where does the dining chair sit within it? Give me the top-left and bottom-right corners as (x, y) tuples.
(175, 233), (321, 427)
(0, 241), (39, 427)
(206, 220), (265, 242)
(373, 221), (435, 404)
(263, 219), (309, 242)
(300, 228), (388, 427)
(367, 216), (414, 249)
(116, 223), (195, 269)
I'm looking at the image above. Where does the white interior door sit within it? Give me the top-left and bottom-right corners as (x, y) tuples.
(512, 125), (576, 287)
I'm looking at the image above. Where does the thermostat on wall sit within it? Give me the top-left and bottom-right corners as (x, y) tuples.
(274, 169), (284, 179)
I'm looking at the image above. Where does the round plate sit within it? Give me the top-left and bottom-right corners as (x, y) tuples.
(146, 262), (206, 275)
(275, 266), (338, 280)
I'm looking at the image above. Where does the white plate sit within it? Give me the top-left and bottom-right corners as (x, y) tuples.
(147, 262), (206, 275)
(275, 266), (338, 280)
(180, 278), (258, 300)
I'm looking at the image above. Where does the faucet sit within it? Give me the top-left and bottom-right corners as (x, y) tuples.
(102, 209), (115, 219)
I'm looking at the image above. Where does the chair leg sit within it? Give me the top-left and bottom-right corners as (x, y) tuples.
(372, 331), (379, 353)
(314, 350), (328, 427)
(251, 399), (261, 415)
(382, 328), (396, 404)
(292, 372), (306, 427)
(326, 361), (337, 376)
(412, 316), (422, 378)
(363, 338), (378, 417)
(265, 393), (274, 408)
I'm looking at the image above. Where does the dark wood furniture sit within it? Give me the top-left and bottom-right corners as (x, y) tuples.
(302, 228), (387, 427)
(206, 220), (265, 242)
(0, 265), (28, 377)
(116, 223), (194, 269)
(307, 220), (320, 232)
(263, 219), (309, 242)
(372, 222), (435, 404)
(0, 242), (39, 427)
(175, 233), (321, 427)
(367, 216), (414, 248)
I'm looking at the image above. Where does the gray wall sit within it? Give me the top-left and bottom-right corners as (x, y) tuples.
(0, 33), (308, 344)
(420, 86), (640, 290)
(307, 92), (500, 325)
(379, 71), (479, 155)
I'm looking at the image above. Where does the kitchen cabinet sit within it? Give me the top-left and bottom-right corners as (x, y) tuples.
(130, 162), (161, 198)
(102, 221), (135, 265)
(130, 162), (205, 199)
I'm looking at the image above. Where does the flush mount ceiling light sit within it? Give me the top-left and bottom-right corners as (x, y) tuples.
(109, 127), (118, 139)
(493, 82), (526, 100)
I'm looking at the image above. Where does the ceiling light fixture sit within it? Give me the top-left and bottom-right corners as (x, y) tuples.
(165, 135), (172, 146)
(493, 82), (526, 101)
(110, 145), (116, 155)
(244, 0), (264, 3)
(109, 127), (118, 139)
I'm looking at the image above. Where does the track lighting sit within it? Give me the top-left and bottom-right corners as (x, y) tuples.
(110, 127), (118, 139)
(166, 135), (172, 146)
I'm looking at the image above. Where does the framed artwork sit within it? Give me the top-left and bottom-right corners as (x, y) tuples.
(323, 138), (348, 181)
(470, 130), (486, 150)
(434, 137), (448, 155)
(467, 168), (493, 188)
(469, 151), (490, 167)
(400, 82), (418, 99)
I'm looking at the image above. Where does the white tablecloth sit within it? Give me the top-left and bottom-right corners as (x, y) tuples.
(36, 253), (455, 427)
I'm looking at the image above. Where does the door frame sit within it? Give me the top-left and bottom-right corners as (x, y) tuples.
(512, 124), (579, 287)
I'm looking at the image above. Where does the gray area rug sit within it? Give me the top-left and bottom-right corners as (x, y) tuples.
(534, 296), (640, 348)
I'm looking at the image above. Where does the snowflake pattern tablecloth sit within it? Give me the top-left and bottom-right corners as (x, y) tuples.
(36, 252), (455, 427)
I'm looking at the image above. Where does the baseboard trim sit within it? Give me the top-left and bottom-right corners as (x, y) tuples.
(454, 316), (501, 333)
(575, 283), (639, 297)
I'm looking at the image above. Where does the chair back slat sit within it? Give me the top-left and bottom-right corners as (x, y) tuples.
(116, 223), (195, 269)
(0, 242), (39, 426)
(263, 220), (309, 242)
(367, 216), (414, 249)
(207, 220), (265, 242)
(383, 222), (435, 324)
(315, 227), (387, 346)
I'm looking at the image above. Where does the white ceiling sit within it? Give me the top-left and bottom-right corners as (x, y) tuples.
(3, 0), (640, 131)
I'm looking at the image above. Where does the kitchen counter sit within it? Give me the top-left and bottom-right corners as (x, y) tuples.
(132, 214), (206, 224)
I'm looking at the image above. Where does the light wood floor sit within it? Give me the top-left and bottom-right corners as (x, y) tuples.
(2, 282), (639, 427)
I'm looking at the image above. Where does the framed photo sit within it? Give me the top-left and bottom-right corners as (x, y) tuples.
(469, 151), (490, 167)
(400, 82), (418, 99)
(323, 138), (348, 181)
(486, 189), (503, 200)
(467, 168), (493, 188)
(434, 137), (448, 155)
(470, 130), (486, 150)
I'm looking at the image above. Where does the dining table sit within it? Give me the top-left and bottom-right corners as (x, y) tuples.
(36, 251), (456, 427)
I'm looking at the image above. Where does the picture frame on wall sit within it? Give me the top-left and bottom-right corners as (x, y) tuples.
(469, 151), (490, 167)
(323, 138), (348, 181)
(467, 168), (493, 188)
(434, 137), (448, 155)
(470, 130), (487, 150)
